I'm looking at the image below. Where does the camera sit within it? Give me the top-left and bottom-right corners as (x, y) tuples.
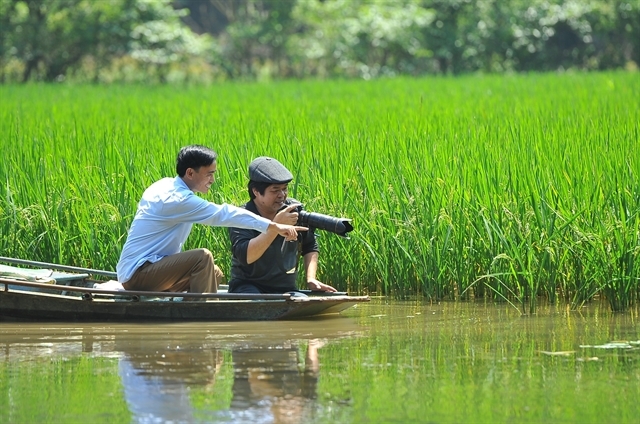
(293, 204), (353, 238)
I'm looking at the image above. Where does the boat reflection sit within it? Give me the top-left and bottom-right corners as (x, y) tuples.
(0, 318), (364, 423)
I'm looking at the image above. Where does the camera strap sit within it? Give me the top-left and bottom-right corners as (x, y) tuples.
(277, 234), (303, 274)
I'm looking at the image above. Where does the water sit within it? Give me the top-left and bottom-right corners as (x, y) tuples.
(1, 299), (639, 423)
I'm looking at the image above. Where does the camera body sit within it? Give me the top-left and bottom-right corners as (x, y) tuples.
(293, 204), (353, 238)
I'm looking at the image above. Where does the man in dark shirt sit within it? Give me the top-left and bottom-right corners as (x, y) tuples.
(227, 157), (337, 294)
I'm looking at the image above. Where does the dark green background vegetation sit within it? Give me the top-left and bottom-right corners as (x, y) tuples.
(0, 0), (638, 83)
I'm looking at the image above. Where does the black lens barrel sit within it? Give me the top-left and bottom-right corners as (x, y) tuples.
(299, 211), (353, 238)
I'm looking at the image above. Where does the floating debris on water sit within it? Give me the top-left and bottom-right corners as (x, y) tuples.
(539, 351), (576, 356)
(579, 341), (638, 349)
(576, 357), (600, 362)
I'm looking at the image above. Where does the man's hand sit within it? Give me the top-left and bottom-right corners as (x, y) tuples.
(307, 278), (337, 292)
(274, 203), (301, 226)
(268, 222), (307, 241)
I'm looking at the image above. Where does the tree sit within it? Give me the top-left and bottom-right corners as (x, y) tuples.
(175, 0), (297, 79)
(128, 0), (213, 82)
(0, 0), (637, 82)
(289, 0), (435, 78)
(0, 0), (210, 82)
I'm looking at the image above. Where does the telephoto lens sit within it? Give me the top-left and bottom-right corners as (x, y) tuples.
(296, 207), (353, 238)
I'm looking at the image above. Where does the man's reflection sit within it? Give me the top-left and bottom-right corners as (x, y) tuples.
(116, 337), (325, 424)
(118, 340), (224, 423)
(227, 339), (325, 423)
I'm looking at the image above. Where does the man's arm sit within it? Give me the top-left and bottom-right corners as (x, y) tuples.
(304, 252), (337, 292)
(245, 225), (280, 264)
(173, 191), (305, 238)
(246, 204), (302, 264)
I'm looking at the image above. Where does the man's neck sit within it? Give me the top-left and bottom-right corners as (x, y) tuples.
(251, 201), (276, 221)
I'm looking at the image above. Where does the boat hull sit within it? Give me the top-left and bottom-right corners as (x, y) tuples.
(0, 283), (369, 322)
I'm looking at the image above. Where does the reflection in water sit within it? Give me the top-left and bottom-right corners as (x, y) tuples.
(225, 340), (324, 424)
(3, 301), (638, 423)
(120, 356), (195, 423)
(118, 341), (224, 423)
(115, 336), (329, 423)
(0, 318), (363, 424)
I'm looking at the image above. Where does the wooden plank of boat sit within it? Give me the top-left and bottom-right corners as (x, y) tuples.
(0, 278), (370, 322)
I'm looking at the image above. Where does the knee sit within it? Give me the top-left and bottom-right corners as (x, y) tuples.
(194, 248), (214, 262)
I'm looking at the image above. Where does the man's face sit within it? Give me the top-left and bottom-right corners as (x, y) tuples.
(254, 183), (289, 214)
(185, 162), (217, 194)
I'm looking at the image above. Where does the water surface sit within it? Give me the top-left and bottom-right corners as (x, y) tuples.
(1, 299), (638, 423)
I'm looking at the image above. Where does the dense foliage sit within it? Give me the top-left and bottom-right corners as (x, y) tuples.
(0, 0), (638, 82)
(0, 73), (638, 313)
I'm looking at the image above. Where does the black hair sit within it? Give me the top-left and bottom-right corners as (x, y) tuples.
(248, 180), (272, 200)
(176, 145), (217, 177)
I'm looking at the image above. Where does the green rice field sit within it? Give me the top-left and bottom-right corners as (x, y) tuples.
(1, 72), (638, 313)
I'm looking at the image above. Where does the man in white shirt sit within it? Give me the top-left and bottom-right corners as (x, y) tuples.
(116, 145), (306, 294)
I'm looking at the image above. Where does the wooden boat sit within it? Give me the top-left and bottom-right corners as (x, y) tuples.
(0, 257), (370, 322)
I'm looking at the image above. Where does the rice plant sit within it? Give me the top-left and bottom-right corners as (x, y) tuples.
(1, 72), (638, 312)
